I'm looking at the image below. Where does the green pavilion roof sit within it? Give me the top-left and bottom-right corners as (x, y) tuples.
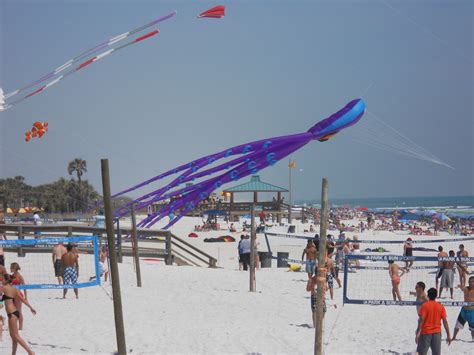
(223, 175), (288, 193)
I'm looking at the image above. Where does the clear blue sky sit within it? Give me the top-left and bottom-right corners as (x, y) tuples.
(0, 0), (472, 200)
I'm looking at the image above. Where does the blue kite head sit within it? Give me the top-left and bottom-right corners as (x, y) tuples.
(307, 99), (366, 142)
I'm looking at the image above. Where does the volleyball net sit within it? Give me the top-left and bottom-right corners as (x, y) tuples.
(0, 236), (101, 289)
(343, 254), (474, 307)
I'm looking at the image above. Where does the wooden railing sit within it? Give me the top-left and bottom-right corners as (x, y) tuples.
(0, 224), (217, 268)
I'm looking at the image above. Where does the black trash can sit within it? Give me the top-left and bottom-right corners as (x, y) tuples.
(259, 252), (272, 268)
(287, 225), (296, 233)
(277, 252), (289, 268)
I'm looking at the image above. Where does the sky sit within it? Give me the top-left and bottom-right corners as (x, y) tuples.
(0, 0), (472, 201)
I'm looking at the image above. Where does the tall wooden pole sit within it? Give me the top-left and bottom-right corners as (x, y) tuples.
(131, 205), (142, 288)
(288, 159), (292, 224)
(249, 204), (256, 292)
(315, 178), (329, 355)
(101, 159), (127, 355)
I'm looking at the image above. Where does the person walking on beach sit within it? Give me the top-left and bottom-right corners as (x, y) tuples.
(389, 260), (405, 301)
(452, 276), (474, 342)
(2, 274), (36, 355)
(302, 240), (317, 279)
(52, 242), (67, 284)
(240, 235), (251, 271)
(237, 235), (245, 270)
(409, 281), (428, 314)
(403, 237), (414, 272)
(456, 244), (469, 288)
(62, 243), (79, 299)
(415, 288), (451, 355)
(436, 246), (448, 293)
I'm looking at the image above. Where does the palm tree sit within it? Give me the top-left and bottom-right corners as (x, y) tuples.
(67, 158), (87, 183)
(68, 158), (87, 211)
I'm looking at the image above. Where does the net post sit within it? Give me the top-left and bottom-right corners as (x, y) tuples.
(116, 218), (123, 263)
(250, 204), (256, 292)
(93, 236), (101, 283)
(315, 178), (329, 355)
(18, 225), (25, 257)
(131, 205), (142, 287)
(165, 231), (173, 265)
(343, 255), (349, 305)
(101, 158), (127, 355)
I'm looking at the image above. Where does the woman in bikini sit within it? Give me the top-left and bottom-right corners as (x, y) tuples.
(389, 260), (405, 301)
(2, 273), (36, 355)
(10, 262), (27, 330)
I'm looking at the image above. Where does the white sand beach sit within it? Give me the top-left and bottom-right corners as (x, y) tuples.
(1, 216), (473, 354)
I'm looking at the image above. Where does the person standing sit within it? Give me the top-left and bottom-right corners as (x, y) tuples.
(403, 237), (414, 272)
(302, 240), (317, 279)
(435, 246), (448, 293)
(52, 242), (67, 284)
(409, 281), (428, 314)
(240, 235), (251, 271)
(62, 243), (79, 299)
(439, 250), (456, 299)
(416, 288), (451, 355)
(452, 276), (474, 342)
(456, 244), (469, 288)
(237, 235), (245, 271)
(33, 210), (42, 238)
(0, 231), (6, 267)
(389, 260), (405, 301)
(2, 274), (36, 355)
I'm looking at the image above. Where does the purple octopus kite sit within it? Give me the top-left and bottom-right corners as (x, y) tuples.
(113, 98), (366, 229)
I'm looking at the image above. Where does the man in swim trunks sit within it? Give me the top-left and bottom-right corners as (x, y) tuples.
(62, 243), (79, 299)
(302, 240), (317, 279)
(307, 269), (327, 328)
(435, 246), (447, 294)
(52, 241), (67, 284)
(452, 276), (474, 342)
(439, 250), (456, 299)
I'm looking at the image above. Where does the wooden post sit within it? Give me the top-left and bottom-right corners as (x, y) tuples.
(131, 205), (142, 287)
(18, 225), (24, 257)
(165, 231), (173, 265)
(315, 178), (329, 355)
(67, 226), (73, 237)
(101, 159), (127, 355)
(116, 218), (123, 263)
(249, 204), (256, 292)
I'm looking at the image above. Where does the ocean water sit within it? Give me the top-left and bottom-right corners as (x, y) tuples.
(297, 195), (474, 210)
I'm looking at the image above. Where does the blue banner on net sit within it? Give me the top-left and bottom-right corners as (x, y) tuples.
(0, 236), (101, 290)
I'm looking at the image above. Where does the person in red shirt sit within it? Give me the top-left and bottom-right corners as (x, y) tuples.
(416, 288), (451, 355)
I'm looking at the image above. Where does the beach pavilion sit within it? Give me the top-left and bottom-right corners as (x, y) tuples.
(222, 175), (288, 222)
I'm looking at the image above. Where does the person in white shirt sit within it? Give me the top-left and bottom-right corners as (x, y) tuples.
(33, 211), (42, 238)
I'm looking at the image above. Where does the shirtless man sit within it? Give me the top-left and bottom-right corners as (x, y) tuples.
(52, 242), (67, 284)
(452, 276), (474, 341)
(389, 260), (405, 301)
(62, 244), (79, 299)
(409, 281), (428, 314)
(439, 250), (456, 299)
(456, 244), (469, 288)
(302, 240), (317, 279)
(306, 267), (327, 328)
(325, 255), (336, 300)
(436, 246), (448, 293)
